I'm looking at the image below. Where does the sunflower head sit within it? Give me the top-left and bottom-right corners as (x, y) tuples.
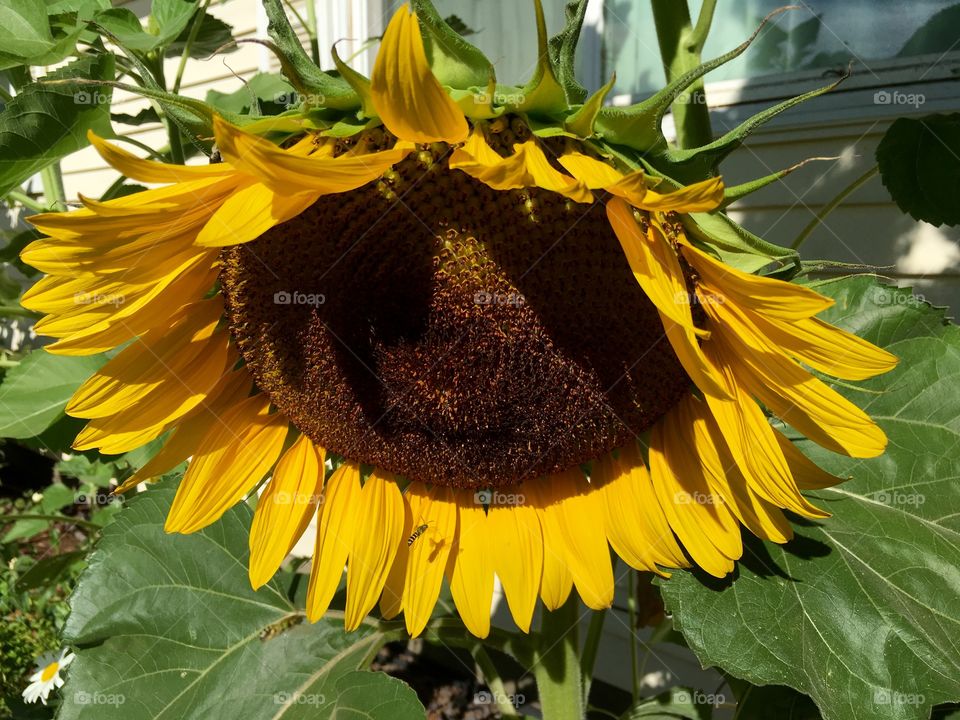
(21, 0), (897, 638)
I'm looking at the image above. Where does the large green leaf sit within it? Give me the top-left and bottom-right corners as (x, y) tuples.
(0, 349), (105, 439)
(58, 482), (424, 720)
(877, 114), (960, 227)
(0, 53), (114, 198)
(660, 277), (960, 720)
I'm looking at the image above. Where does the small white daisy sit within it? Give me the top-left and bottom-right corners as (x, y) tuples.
(22, 648), (74, 705)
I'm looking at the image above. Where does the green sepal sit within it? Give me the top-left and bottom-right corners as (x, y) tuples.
(683, 211), (801, 276)
(411, 0), (493, 90)
(261, 0), (358, 111)
(547, 0), (590, 105)
(658, 73), (846, 182)
(594, 8), (792, 151)
(527, 119), (580, 139)
(330, 42), (376, 118)
(564, 73), (615, 137)
(322, 117), (379, 138)
(514, 0), (569, 118)
(720, 156), (837, 208)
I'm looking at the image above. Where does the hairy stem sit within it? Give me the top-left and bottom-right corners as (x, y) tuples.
(533, 595), (584, 720)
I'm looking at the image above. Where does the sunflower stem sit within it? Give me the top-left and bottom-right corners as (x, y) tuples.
(533, 594), (584, 720)
(627, 569), (640, 701)
(173, 0), (213, 94)
(791, 164), (879, 250)
(4, 189), (47, 213)
(580, 607), (607, 705)
(472, 645), (519, 718)
(39, 162), (67, 212)
(650, 0), (715, 149)
(303, 0), (321, 67)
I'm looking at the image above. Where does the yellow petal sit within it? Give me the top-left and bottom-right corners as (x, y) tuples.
(306, 462), (362, 622)
(537, 468), (614, 610)
(195, 179), (318, 247)
(706, 300), (888, 459)
(775, 431), (846, 490)
(379, 500), (413, 621)
(113, 368), (253, 493)
(649, 401), (742, 578)
(594, 448), (688, 574)
(370, 4), (468, 144)
(71, 341), (234, 454)
(606, 199), (705, 337)
(683, 243), (834, 320)
(615, 176), (724, 213)
(689, 396), (794, 544)
(447, 490), (495, 638)
(88, 131), (234, 183)
(401, 484), (457, 636)
(745, 312), (898, 381)
(558, 151), (624, 188)
(344, 469), (404, 631)
(525, 483), (573, 611)
(488, 490), (542, 632)
(165, 393), (288, 534)
(701, 341), (830, 519)
(249, 435), (326, 589)
(214, 115), (411, 195)
(518, 142), (593, 203)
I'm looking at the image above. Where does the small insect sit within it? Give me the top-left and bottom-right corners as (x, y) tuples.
(407, 523), (429, 547)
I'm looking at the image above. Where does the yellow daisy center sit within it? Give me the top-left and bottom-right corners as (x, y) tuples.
(40, 661), (59, 682)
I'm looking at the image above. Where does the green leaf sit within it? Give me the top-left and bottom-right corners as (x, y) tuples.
(876, 114), (960, 227)
(0, 0), (93, 69)
(660, 277), (960, 720)
(682, 211), (799, 275)
(41, 482), (77, 513)
(59, 482), (425, 720)
(411, 0), (492, 90)
(621, 686), (714, 719)
(0, 53), (115, 198)
(148, 0), (198, 48)
(165, 11), (235, 59)
(93, 8), (161, 53)
(14, 550), (86, 591)
(0, 349), (105, 439)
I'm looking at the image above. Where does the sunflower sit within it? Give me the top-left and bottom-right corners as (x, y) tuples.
(21, 2), (897, 639)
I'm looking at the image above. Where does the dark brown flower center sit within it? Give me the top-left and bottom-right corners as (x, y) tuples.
(219, 148), (691, 488)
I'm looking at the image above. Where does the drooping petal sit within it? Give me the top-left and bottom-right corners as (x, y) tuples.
(370, 4), (469, 144)
(775, 430), (847, 490)
(558, 151), (624, 188)
(536, 468), (614, 610)
(113, 368), (253, 494)
(487, 490), (542, 632)
(344, 469), (404, 631)
(164, 393), (288, 533)
(88, 131), (234, 183)
(745, 311), (898, 381)
(649, 400), (742, 578)
(446, 490), (495, 639)
(706, 299), (888, 458)
(306, 462), (362, 622)
(683, 243), (834, 320)
(401, 484), (457, 636)
(594, 448), (688, 575)
(618, 176), (724, 213)
(214, 115), (412, 195)
(195, 179), (319, 247)
(248, 435), (326, 589)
